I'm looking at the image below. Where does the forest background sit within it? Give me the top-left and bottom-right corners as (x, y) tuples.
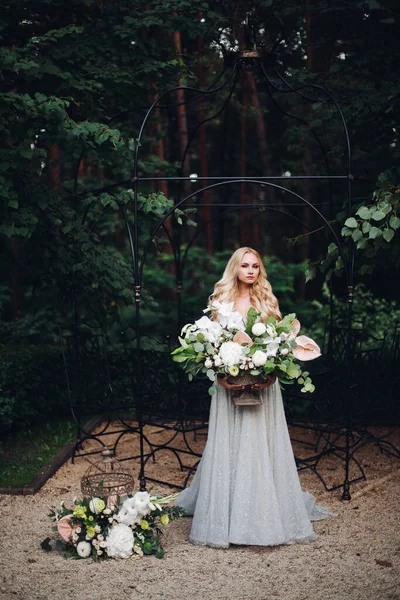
(0, 0), (399, 442)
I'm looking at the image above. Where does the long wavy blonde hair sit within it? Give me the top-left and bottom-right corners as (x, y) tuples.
(209, 247), (282, 322)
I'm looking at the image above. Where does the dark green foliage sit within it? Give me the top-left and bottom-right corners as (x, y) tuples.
(0, 344), (68, 430)
(1, 1), (399, 430)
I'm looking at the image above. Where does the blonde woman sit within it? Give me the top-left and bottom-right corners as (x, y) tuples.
(176, 247), (333, 548)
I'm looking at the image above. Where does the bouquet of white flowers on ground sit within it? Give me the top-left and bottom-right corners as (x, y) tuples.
(171, 301), (321, 395)
(44, 491), (181, 561)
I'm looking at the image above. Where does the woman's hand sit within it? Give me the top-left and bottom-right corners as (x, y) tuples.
(251, 375), (276, 390)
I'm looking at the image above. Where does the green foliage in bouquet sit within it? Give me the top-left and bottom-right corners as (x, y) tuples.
(171, 303), (321, 395)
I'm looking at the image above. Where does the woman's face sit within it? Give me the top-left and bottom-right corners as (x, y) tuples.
(237, 252), (260, 285)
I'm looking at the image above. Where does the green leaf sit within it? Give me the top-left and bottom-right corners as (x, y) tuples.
(356, 206), (370, 219)
(369, 226), (382, 239)
(245, 307), (260, 335)
(383, 228), (395, 243)
(371, 210), (385, 221)
(362, 221), (371, 234)
(389, 215), (400, 230)
(344, 217), (358, 228)
(206, 369), (215, 381)
(341, 226), (352, 237)
(263, 361), (275, 374)
(155, 547), (165, 559)
(208, 386), (216, 396)
(356, 237), (368, 250)
(171, 354), (187, 363)
(351, 229), (363, 242)
(194, 343), (204, 352)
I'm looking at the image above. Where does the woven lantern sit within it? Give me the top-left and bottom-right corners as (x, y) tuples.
(81, 447), (135, 498)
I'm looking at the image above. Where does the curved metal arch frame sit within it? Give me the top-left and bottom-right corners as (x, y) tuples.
(68, 37), (399, 498)
(121, 50), (358, 497)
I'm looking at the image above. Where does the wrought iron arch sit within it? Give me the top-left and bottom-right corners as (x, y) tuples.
(65, 12), (399, 500)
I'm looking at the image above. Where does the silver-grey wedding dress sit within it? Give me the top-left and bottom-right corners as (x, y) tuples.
(176, 380), (334, 548)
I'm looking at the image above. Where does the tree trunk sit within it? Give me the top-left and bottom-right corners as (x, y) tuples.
(239, 80), (248, 246)
(172, 23), (190, 201)
(197, 20), (213, 255)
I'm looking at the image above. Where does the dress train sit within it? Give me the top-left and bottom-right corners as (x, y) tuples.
(176, 381), (334, 548)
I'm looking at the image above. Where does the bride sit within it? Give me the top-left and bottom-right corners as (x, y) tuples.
(176, 247), (334, 548)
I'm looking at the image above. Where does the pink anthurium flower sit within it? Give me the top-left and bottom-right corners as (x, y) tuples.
(57, 515), (78, 542)
(292, 335), (321, 361)
(233, 331), (253, 346)
(291, 319), (301, 336)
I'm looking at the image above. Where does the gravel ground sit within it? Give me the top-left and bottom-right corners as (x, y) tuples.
(0, 424), (399, 600)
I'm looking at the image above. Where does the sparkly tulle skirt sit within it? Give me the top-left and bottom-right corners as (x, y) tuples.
(176, 381), (334, 548)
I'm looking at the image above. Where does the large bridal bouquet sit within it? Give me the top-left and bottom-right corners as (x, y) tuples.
(44, 491), (181, 560)
(171, 301), (321, 394)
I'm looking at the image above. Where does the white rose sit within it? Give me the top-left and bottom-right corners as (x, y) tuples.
(253, 350), (267, 367)
(106, 523), (134, 559)
(76, 541), (92, 558)
(219, 341), (244, 367)
(89, 498), (106, 514)
(252, 323), (266, 336)
(204, 358), (213, 368)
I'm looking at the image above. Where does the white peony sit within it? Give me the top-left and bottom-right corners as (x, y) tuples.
(194, 316), (223, 343)
(252, 350), (267, 367)
(218, 341), (244, 367)
(212, 302), (245, 331)
(106, 523), (134, 559)
(252, 323), (266, 336)
(76, 541), (92, 558)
